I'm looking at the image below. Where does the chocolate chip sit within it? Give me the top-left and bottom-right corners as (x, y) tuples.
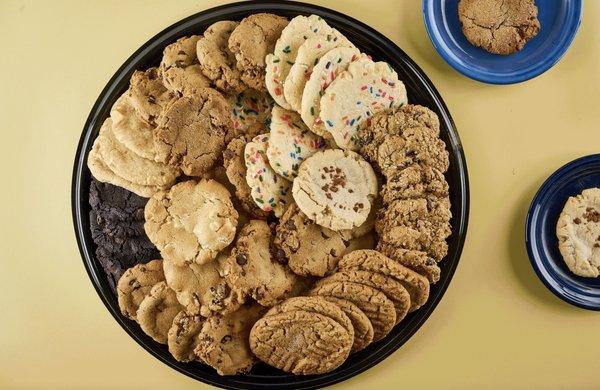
(221, 335), (232, 344)
(236, 254), (247, 265)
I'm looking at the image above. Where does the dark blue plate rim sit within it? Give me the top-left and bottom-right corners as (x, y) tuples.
(421, 0), (584, 85)
(71, 1), (470, 388)
(525, 154), (600, 311)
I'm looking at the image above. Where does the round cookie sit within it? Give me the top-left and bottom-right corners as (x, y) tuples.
(195, 304), (264, 376)
(274, 203), (347, 277)
(87, 118), (180, 197)
(458, 0), (540, 55)
(266, 106), (325, 179)
(244, 134), (293, 217)
(154, 89), (232, 177)
(381, 164), (449, 206)
(223, 136), (270, 219)
(300, 47), (361, 135)
(137, 281), (184, 344)
(319, 56), (407, 150)
(309, 281), (396, 342)
(160, 35), (212, 96)
(144, 179), (238, 265)
(344, 231), (377, 253)
(196, 21), (245, 94)
(375, 242), (441, 284)
(228, 13), (289, 91)
(556, 188), (600, 277)
(221, 220), (297, 306)
(250, 309), (353, 375)
(283, 31), (353, 112)
(163, 256), (245, 317)
(292, 149), (378, 230)
(338, 250), (430, 312)
(117, 259), (165, 321)
(228, 89), (274, 140)
(315, 269), (411, 325)
(127, 67), (175, 126)
(167, 310), (205, 362)
(110, 93), (158, 161)
(320, 296), (374, 353)
(357, 104), (448, 177)
(265, 14), (335, 109)
(264, 296), (354, 343)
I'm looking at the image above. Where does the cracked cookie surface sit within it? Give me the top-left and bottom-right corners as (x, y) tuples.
(458, 0), (540, 55)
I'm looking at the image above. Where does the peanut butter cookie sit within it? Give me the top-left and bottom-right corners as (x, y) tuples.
(320, 296), (373, 352)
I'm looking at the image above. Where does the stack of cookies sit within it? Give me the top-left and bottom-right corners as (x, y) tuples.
(86, 12), (452, 377)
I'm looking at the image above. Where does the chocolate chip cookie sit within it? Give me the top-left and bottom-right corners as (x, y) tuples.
(137, 281), (184, 344)
(117, 259), (165, 321)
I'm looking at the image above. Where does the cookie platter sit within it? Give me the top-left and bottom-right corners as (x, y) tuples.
(72, 1), (469, 388)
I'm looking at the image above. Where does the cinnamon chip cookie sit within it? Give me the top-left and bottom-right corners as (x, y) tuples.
(292, 149), (378, 230)
(196, 21), (245, 94)
(195, 304), (265, 375)
(557, 188), (600, 277)
(357, 104), (448, 177)
(274, 203), (347, 277)
(458, 0), (540, 55)
(228, 13), (289, 91)
(315, 269), (411, 325)
(338, 250), (430, 312)
(221, 220), (296, 306)
(309, 281), (396, 342)
(223, 136), (270, 219)
(167, 311), (205, 362)
(117, 259), (165, 321)
(250, 309), (352, 375)
(320, 296), (374, 352)
(154, 89), (232, 176)
(137, 281), (184, 344)
(144, 179), (238, 265)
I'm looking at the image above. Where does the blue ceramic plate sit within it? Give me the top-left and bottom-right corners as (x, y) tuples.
(526, 155), (600, 310)
(422, 0), (583, 84)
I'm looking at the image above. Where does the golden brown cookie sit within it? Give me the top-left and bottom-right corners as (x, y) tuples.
(250, 309), (352, 375)
(160, 35), (212, 96)
(338, 250), (430, 312)
(144, 179), (238, 265)
(154, 89), (232, 177)
(274, 204), (347, 277)
(137, 281), (184, 344)
(315, 269), (411, 325)
(264, 296), (354, 343)
(167, 310), (205, 362)
(458, 0), (540, 55)
(320, 296), (373, 353)
(195, 304), (265, 376)
(380, 164), (449, 206)
(222, 136), (270, 219)
(127, 67), (175, 126)
(196, 21), (245, 94)
(228, 13), (288, 91)
(375, 242), (441, 284)
(221, 220), (296, 306)
(117, 259), (165, 321)
(357, 104), (448, 178)
(309, 281), (396, 342)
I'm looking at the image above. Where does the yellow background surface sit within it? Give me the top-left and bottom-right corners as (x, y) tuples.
(1, 0), (599, 388)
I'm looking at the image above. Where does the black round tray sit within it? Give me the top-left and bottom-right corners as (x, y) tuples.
(72, 1), (469, 388)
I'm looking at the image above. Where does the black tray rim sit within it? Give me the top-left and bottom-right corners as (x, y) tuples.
(71, 1), (470, 388)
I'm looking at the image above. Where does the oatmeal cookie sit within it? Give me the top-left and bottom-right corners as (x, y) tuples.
(221, 220), (297, 306)
(144, 179), (238, 265)
(117, 259), (164, 321)
(228, 13), (289, 91)
(376, 241), (441, 284)
(154, 90), (232, 176)
(292, 149), (378, 230)
(380, 164), (449, 205)
(137, 281), (184, 344)
(458, 0), (540, 55)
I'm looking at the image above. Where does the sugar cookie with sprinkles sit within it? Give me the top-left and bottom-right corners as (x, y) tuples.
(266, 14), (336, 109)
(319, 56), (407, 151)
(266, 106), (325, 179)
(228, 89), (275, 140)
(283, 31), (353, 112)
(300, 47), (362, 136)
(244, 134), (293, 217)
